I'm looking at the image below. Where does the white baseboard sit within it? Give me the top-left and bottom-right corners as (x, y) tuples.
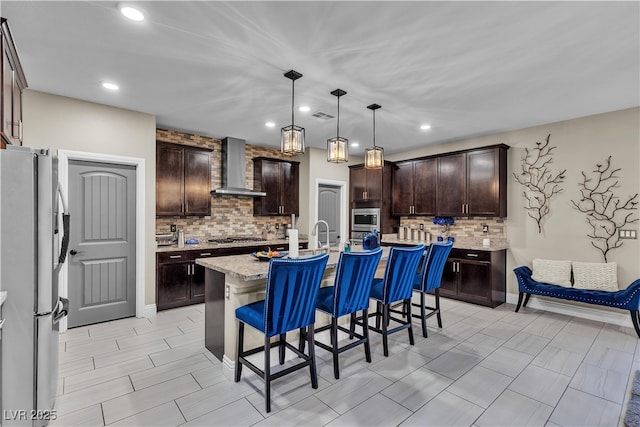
(506, 292), (633, 328)
(142, 304), (157, 318)
(222, 354), (235, 381)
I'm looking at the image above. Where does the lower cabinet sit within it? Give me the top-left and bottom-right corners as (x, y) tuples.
(157, 242), (309, 311)
(440, 248), (506, 307)
(157, 249), (216, 311)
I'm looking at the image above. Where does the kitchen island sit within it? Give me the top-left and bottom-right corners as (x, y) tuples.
(196, 247), (392, 371)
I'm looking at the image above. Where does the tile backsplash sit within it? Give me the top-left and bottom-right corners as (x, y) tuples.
(399, 217), (506, 240)
(155, 128), (294, 239)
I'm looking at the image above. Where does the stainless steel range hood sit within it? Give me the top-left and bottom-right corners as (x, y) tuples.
(211, 137), (266, 197)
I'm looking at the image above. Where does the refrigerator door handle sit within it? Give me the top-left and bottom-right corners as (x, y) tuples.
(56, 182), (71, 266)
(53, 297), (69, 323)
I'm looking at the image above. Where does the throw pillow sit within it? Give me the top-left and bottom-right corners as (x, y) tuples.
(572, 261), (618, 292)
(531, 259), (572, 287)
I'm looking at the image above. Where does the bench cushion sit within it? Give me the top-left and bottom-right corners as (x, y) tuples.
(572, 261), (618, 292)
(531, 259), (572, 287)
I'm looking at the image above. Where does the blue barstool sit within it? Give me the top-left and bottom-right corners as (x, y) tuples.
(234, 253), (329, 413)
(357, 245), (425, 357)
(311, 247), (383, 379)
(410, 241), (453, 337)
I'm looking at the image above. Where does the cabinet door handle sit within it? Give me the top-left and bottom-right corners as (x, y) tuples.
(466, 253), (479, 257)
(169, 255), (182, 259)
(199, 252), (211, 256)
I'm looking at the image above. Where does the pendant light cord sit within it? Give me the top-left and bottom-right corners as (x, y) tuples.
(372, 109), (376, 148)
(337, 95), (340, 138)
(291, 79), (295, 127)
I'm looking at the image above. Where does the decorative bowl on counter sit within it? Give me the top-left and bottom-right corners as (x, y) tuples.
(251, 251), (288, 261)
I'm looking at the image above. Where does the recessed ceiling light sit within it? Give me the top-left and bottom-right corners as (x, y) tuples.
(350, 142), (360, 148)
(119, 4), (144, 21)
(102, 82), (119, 91)
(420, 124), (432, 130)
(298, 106), (310, 112)
(265, 121), (275, 128)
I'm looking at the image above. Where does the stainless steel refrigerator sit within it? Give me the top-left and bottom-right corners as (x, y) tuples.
(0, 146), (70, 426)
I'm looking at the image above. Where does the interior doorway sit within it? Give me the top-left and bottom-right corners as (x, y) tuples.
(315, 179), (347, 248)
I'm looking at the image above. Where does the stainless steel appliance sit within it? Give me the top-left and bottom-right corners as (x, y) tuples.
(351, 208), (380, 232)
(0, 146), (70, 426)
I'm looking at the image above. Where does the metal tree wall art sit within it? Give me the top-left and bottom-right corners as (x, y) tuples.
(571, 156), (638, 262)
(513, 134), (566, 233)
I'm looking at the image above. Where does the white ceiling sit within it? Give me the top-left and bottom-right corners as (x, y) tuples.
(3, 1), (639, 154)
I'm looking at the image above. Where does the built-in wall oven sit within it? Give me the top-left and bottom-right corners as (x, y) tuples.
(351, 208), (380, 241)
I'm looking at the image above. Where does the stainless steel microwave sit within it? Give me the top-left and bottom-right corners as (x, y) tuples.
(351, 208), (380, 232)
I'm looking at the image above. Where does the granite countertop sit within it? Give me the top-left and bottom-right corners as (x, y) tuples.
(196, 247), (391, 281)
(156, 237), (309, 253)
(381, 235), (510, 251)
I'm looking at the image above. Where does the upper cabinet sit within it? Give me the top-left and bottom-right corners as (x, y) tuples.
(156, 142), (212, 216)
(253, 157), (299, 216)
(1, 18), (27, 148)
(436, 145), (509, 217)
(392, 158), (436, 216)
(349, 162), (390, 205)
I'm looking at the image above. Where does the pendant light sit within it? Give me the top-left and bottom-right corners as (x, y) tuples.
(281, 69), (305, 155)
(327, 89), (348, 163)
(364, 103), (384, 169)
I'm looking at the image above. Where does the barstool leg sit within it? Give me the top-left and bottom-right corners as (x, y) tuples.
(382, 303), (389, 357)
(362, 308), (372, 363)
(331, 317), (339, 379)
(235, 322), (244, 382)
(279, 333), (286, 365)
(420, 292), (428, 338)
(349, 312), (356, 339)
(298, 328), (305, 352)
(406, 298), (415, 346)
(435, 288), (442, 328)
(264, 335), (271, 413)
(307, 326), (319, 389)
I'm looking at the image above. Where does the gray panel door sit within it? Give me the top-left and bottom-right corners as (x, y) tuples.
(318, 184), (341, 247)
(67, 160), (136, 327)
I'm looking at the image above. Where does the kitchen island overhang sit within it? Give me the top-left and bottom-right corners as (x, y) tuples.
(196, 248), (392, 374)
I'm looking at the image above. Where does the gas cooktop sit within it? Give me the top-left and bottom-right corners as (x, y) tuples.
(207, 237), (268, 244)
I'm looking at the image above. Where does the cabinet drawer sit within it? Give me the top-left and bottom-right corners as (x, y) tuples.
(451, 249), (491, 262)
(157, 251), (195, 263)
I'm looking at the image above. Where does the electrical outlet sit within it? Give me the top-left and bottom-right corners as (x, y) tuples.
(482, 225), (489, 233)
(619, 229), (637, 239)
(419, 223), (424, 230)
(170, 224), (176, 232)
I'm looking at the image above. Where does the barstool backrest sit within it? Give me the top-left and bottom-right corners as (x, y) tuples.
(264, 254), (329, 337)
(419, 241), (454, 292)
(332, 247), (383, 317)
(381, 245), (425, 303)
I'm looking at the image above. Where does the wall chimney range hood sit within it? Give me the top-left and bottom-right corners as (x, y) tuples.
(211, 137), (266, 197)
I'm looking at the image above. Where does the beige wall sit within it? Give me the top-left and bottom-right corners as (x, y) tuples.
(298, 147), (352, 248)
(388, 107), (640, 292)
(22, 90), (158, 306)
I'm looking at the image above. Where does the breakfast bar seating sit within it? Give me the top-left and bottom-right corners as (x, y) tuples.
(234, 253), (329, 413)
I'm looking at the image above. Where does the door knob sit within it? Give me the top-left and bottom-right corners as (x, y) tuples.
(70, 249), (84, 256)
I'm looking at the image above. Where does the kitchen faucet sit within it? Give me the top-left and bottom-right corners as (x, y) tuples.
(311, 220), (330, 250)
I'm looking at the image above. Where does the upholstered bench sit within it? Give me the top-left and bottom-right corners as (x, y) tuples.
(513, 265), (640, 338)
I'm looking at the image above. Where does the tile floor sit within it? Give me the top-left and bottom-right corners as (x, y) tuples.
(52, 297), (639, 426)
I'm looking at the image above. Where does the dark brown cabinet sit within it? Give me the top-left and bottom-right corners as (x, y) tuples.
(157, 249), (215, 310)
(1, 18), (27, 148)
(253, 157), (299, 216)
(349, 164), (383, 203)
(156, 142), (212, 216)
(440, 248), (506, 307)
(392, 158), (436, 216)
(436, 145), (508, 217)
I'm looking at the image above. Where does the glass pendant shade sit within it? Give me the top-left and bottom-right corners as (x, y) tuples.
(281, 124), (305, 155)
(327, 88), (348, 163)
(364, 146), (384, 169)
(281, 70), (305, 155)
(365, 103), (384, 169)
(327, 136), (348, 163)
